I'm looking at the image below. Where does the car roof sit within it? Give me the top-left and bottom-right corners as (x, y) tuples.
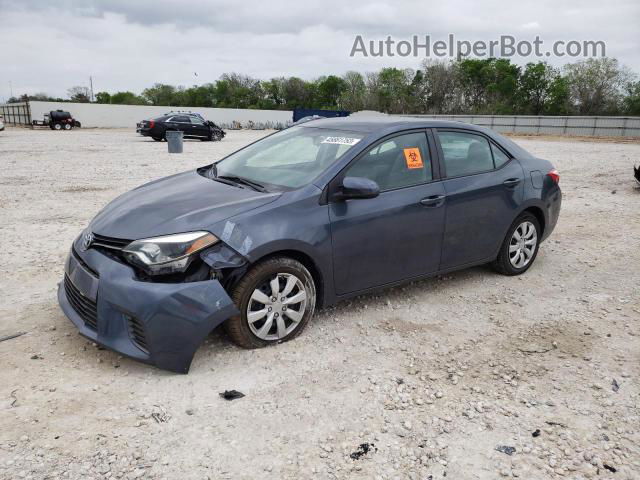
(297, 115), (489, 133)
(297, 115), (533, 159)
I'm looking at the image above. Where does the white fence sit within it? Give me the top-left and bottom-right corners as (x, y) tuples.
(404, 115), (640, 137)
(26, 101), (293, 129)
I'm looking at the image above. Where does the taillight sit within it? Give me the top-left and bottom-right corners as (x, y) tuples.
(149, 120), (155, 128)
(547, 168), (560, 184)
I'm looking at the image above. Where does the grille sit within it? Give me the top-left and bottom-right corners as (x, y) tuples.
(91, 233), (131, 251)
(125, 315), (149, 353)
(71, 246), (99, 278)
(64, 275), (98, 330)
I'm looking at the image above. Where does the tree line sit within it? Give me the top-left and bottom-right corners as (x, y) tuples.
(13, 57), (640, 116)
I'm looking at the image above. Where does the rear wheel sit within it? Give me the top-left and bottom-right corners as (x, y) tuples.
(152, 136), (162, 142)
(224, 257), (316, 349)
(63, 123), (72, 130)
(492, 213), (540, 275)
(53, 123), (62, 130)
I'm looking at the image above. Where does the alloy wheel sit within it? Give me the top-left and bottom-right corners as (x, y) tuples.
(247, 273), (307, 341)
(509, 221), (537, 268)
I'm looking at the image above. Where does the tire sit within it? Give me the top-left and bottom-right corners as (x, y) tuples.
(152, 137), (162, 142)
(64, 123), (72, 130)
(53, 123), (62, 130)
(224, 257), (316, 349)
(492, 213), (541, 275)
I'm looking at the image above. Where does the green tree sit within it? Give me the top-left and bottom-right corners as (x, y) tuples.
(261, 77), (287, 109)
(180, 84), (217, 107)
(376, 67), (413, 113)
(282, 77), (314, 109)
(340, 71), (367, 111)
(563, 58), (630, 114)
(142, 83), (179, 106)
(315, 75), (347, 108)
(457, 58), (520, 114)
(213, 73), (262, 108)
(623, 81), (640, 115)
(95, 92), (111, 104)
(110, 91), (146, 105)
(518, 62), (557, 114)
(543, 76), (571, 115)
(422, 60), (463, 114)
(67, 86), (91, 103)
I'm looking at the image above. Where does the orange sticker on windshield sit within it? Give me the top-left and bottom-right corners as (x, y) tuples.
(403, 148), (423, 169)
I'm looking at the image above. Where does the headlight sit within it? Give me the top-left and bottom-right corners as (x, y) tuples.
(123, 231), (218, 275)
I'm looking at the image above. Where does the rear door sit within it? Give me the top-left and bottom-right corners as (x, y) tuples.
(329, 130), (446, 295)
(167, 115), (192, 135)
(434, 129), (524, 269)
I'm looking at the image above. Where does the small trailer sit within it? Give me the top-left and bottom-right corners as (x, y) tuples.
(32, 110), (81, 130)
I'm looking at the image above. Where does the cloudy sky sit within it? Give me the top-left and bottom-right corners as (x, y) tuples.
(1, 0), (638, 101)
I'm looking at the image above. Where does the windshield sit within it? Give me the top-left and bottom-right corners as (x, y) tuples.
(215, 126), (365, 189)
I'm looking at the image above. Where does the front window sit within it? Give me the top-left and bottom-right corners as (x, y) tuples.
(215, 127), (365, 189)
(345, 132), (432, 191)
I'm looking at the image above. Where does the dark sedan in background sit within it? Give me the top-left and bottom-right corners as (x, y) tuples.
(59, 117), (561, 373)
(137, 111), (225, 141)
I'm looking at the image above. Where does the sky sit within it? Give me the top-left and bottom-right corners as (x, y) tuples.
(1, 0), (639, 101)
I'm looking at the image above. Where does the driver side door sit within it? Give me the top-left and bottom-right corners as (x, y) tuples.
(329, 130), (446, 295)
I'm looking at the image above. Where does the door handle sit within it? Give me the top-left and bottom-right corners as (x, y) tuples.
(420, 195), (446, 207)
(503, 178), (521, 188)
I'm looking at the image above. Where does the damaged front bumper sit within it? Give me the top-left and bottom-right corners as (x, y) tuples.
(57, 243), (239, 373)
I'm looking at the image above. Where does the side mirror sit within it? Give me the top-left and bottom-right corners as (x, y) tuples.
(338, 176), (380, 200)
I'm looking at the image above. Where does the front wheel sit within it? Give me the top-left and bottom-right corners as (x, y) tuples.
(224, 257), (316, 348)
(492, 213), (541, 275)
(53, 123), (62, 130)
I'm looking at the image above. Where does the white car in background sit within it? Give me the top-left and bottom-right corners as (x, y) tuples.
(0, 115), (4, 131)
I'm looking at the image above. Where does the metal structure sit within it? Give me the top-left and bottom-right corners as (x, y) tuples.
(0, 101), (32, 127)
(404, 114), (640, 138)
(293, 108), (350, 122)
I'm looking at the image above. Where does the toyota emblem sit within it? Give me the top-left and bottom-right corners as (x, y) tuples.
(81, 232), (94, 251)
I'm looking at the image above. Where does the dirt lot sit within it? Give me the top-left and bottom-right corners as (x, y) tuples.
(0, 127), (639, 480)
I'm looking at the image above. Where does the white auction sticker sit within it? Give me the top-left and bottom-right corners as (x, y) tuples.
(321, 137), (361, 146)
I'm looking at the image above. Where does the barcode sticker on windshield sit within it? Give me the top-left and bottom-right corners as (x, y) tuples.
(321, 137), (361, 146)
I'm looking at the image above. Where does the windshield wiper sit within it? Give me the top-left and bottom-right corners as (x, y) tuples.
(217, 175), (267, 192)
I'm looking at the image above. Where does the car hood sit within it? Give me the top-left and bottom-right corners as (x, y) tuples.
(90, 170), (280, 240)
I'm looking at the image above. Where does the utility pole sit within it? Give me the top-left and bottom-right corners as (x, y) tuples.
(89, 76), (94, 102)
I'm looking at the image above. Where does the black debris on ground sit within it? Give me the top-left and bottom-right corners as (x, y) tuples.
(612, 378), (620, 392)
(30, 354), (43, 360)
(350, 443), (376, 460)
(603, 464), (617, 473)
(219, 390), (245, 401)
(495, 445), (516, 456)
(532, 429), (541, 437)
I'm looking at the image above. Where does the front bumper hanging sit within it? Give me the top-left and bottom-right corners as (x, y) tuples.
(58, 243), (239, 373)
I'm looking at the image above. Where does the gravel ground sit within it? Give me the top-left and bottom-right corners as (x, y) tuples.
(0, 127), (639, 480)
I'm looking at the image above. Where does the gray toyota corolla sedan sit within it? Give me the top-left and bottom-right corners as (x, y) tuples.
(59, 117), (561, 372)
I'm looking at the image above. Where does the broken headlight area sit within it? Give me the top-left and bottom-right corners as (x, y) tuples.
(122, 231), (218, 276)
(200, 242), (249, 290)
